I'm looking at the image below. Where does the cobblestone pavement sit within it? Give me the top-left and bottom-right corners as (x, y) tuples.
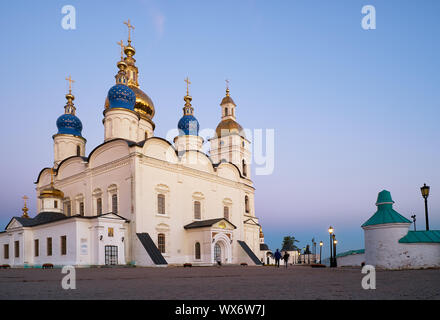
(0, 265), (439, 300)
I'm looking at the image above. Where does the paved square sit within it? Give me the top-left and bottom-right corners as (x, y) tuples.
(0, 265), (439, 300)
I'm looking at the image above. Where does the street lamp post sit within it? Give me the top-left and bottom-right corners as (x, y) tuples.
(333, 235), (338, 268)
(319, 241), (323, 264)
(411, 214), (416, 231)
(328, 226), (334, 267)
(421, 184), (430, 231)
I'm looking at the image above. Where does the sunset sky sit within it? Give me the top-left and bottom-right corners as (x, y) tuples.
(0, 0), (439, 257)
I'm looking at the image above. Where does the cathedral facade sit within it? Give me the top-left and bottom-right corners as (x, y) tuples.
(0, 25), (270, 267)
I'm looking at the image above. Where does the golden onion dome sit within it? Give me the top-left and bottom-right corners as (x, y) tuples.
(105, 85), (155, 119)
(215, 118), (245, 138)
(39, 186), (64, 199)
(260, 228), (264, 238)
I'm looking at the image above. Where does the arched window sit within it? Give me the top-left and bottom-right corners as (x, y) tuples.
(224, 206), (229, 220)
(97, 198), (102, 215)
(242, 159), (247, 177)
(194, 201), (201, 220)
(225, 108), (228, 116)
(112, 194), (118, 213)
(76, 145), (81, 156)
(195, 242), (201, 260)
(145, 132), (148, 141)
(158, 194), (165, 214)
(79, 202), (85, 216)
(245, 196), (250, 213)
(158, 233), (165, 253)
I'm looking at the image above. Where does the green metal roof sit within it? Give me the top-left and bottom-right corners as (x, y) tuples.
(336, 249), (365, 258)
(361, 190), (411, 227)
(398, 230), (440, 243)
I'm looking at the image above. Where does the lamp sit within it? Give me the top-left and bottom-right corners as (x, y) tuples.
(99, 235), (103, 241)
(319, 241), (323, 264)
(328, 226), (334, 267)
(421, 183), (430, 199)
(420, 183), (430, 230)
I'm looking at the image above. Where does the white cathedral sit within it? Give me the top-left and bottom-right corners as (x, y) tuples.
(0, 24), (272, 268)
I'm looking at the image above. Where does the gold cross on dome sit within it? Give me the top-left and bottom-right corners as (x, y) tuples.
(117, 40), (125, 59)
(124, 19), (135, 42)
(22, 195), (29, 206)
(50, 168), (55, 185)
(225, 79), (230, 90)
(65, 75), (75, 93)
(184, 77), (191, 96)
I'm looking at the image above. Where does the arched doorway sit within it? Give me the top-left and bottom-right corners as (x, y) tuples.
(212, 234), (232, 264)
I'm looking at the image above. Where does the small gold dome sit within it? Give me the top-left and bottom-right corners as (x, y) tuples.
(259, 227), (264, 238)
(105, 85), (155, 119)
(39, 186), (64, 199)
(215, 118), (245, 138)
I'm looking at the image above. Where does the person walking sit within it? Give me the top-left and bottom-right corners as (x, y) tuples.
(283, 251), (290, 268)
(274, 249), (282, 268)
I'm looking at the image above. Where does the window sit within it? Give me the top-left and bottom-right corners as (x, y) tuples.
(224, 206), (229, 220)
(97, 198), (102, 215)
(4, 244), (9, 259)
(65, 201), (72, 216)
(76, 145), (81, 156)
(195, 242), (201, 260)
(245, 196), (250, 213)
(79, 202), (84, 216)
(14, 241), (19, 258)
(34, 239), (39, 257)
(47, 238), (52, 256)
(158, 233), (165, 253)
(61, 236), (67, 255)
(145, 132), (148, 140)
(108, 228), (114, 237)
(157, 194), (165, 214)
(242, 159), (247, 177)
(112, 194), (118, 213)
(54, 200), (58, 209)
(225, 108), (228, 116)
(194, 201), (201, 220)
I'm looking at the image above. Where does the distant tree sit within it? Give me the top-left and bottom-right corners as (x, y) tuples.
(281, 236), (299, 251)
(304, 244), (311, 254)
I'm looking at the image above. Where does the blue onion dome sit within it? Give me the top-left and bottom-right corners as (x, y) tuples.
(57, 113), (83, 136)
(107, 60), (136, 110)
(56, 92), (83, 137)
(178, 94), (199, 136)
(178, 115), (200, 136)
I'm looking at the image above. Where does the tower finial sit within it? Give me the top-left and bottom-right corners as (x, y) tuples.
(183, 77), (193, 113)
(225, 79), (230, 96)
(124, 19), (135, 45)
(66, 75), (75, 94)
(184, 77), (191, 96)
(117, 40), (125, 60)
(22, 195), (29, 218)
(50, 168), (55, 187)
(64, 76), (76, 115)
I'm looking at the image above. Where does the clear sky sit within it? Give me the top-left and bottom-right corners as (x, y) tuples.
(0, 0), (439, 257)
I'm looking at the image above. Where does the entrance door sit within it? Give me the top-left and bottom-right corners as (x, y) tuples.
(214, 243), (222, 263)
(105, 245), (118, 265)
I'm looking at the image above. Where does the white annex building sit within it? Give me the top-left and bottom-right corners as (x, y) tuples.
(0, 25), (271, 268)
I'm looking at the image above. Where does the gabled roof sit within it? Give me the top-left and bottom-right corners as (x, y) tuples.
(399, 230), (440, 243)
(5, 212), (128, 230)
(184, 218), (236, 229)
(6, 212), (67, 229)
